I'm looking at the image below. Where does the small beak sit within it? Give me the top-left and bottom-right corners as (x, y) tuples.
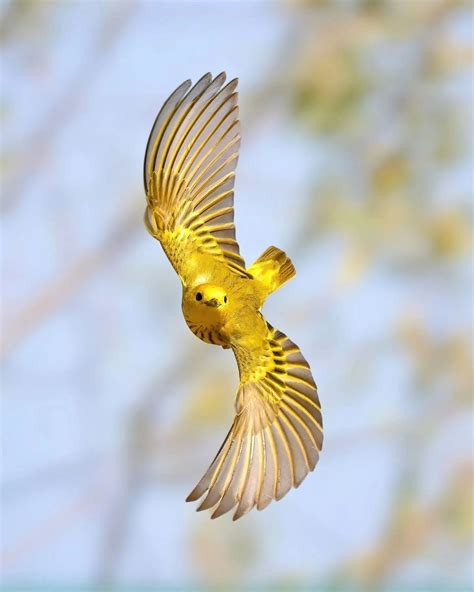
(205, 298), (220, 308)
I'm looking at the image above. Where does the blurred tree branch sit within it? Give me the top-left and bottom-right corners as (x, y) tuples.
(1, 476), (107, 571)
(1, 201), (139, 357)
(1, 1), (135, 211)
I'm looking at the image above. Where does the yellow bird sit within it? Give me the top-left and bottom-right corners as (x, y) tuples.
(143, 73), (323, 520)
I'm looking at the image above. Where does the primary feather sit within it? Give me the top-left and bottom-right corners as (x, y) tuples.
(144, 72), (248, 280)
(187, 322), (323, 520)
(144, 73), (323, 520)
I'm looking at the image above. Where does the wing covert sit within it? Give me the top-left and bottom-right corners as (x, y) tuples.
(144, 73), (249, 280)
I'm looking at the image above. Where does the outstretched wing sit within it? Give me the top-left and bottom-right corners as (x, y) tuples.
(186, 321), (323, 520)
(144, 72), (250, 282)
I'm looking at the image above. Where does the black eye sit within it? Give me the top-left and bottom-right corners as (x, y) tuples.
(224, 295), (227, 303)
(196, 292), (202, 301)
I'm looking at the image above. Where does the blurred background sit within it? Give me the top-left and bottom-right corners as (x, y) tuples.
(1, 0), (473, 590)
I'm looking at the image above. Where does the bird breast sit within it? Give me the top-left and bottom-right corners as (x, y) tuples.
(184, 317), (229, 347)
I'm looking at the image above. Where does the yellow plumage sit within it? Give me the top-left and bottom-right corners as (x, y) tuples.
(143, 73), (323, 520)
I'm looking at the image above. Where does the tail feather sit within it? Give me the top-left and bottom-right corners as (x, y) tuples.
(248, 245), (296, 296)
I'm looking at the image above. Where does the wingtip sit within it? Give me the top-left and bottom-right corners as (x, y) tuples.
(210, 500), (236, 520)
(232, 510), (244, 522)
(232, 501), (253, 521)
(196, 495), (216, 512)
(185, 488), (201, 503)
(181, 78), (192, 93)
(220, 77), (239, 95)
(193, 72), (212, 89)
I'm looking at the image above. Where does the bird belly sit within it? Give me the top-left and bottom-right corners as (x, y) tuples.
(184, 317), (228, 347)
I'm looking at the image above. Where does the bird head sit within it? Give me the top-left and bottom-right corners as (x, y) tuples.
(183, 283), (229, 326)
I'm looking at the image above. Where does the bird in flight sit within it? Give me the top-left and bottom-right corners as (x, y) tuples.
(143, 73), (323, 520)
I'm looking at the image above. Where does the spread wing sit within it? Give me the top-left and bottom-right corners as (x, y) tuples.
(186, 321), (323, 520)
(143, 72), (250, 282)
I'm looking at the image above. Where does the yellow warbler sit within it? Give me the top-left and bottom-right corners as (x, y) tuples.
(143, 73), (323, 520)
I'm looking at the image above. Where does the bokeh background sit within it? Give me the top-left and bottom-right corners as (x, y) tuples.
(1, 0), (473, 590)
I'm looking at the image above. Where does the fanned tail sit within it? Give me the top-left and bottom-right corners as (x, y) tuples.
(247, 246), (296, 298)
